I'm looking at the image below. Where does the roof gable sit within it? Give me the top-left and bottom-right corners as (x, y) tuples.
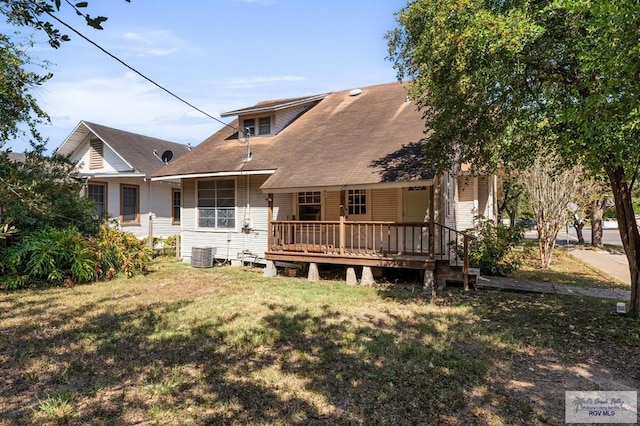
(57, 121), (191, 177)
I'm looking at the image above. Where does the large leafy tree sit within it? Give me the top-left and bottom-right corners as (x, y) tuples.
(388, 0), (640, 316)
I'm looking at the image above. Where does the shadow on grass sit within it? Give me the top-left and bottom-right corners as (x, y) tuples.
(1, 278), (638, 425)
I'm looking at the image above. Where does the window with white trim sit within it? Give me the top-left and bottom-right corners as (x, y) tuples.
(87, 182), (107, 221)
(347, 189), (366, 215)
(242, 116), (272, 136)
(198, 180), (235, 228)
(298, 191), (321, 221)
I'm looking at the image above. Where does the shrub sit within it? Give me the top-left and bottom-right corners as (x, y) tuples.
(1, 227), (95, 288)
(460, 217), (527, 276)
(90, 226), (152, 279)
(0, 226), (152, 290)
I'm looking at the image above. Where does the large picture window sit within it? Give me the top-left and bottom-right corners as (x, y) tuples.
(198, 180), (235, 228)
(87, 182), (107, 221)
(298, 191), (321, 221)
(120, 184), (139, 225)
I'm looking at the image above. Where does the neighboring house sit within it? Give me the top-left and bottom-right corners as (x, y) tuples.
(56, 121), (191, 239)
(152, 82), (497, 284)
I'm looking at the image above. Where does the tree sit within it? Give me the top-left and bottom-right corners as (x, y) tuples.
(387, 0), (640, 317)
(517, 157), (583, 268)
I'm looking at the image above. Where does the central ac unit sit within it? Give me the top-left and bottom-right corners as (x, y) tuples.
(191, 246), (215, 268)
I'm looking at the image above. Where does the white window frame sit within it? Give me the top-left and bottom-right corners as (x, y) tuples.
(297, 191), (322, 221)
(197, 179), (236, 229)
(242, 116), (272, 137)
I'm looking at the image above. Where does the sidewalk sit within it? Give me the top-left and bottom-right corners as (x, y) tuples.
(476, 245), (631, 301)
(568, 246), (630, 285)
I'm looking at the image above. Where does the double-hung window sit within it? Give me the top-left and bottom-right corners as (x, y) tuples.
(172, 189), (181, 225)
(198, 180), (235, 229)
(242, 116), (271, 136)
(87, 182), (107, 221)
(120, 184), (139, 225)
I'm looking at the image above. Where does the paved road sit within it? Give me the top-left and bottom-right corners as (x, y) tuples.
(526, 227), (622, 247)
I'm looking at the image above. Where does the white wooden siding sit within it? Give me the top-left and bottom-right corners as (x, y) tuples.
(180, 174), (273, 264)
(73, 137), (131, 174)
(274, 105), (312, 134)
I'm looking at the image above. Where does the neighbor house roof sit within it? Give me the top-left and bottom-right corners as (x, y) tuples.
(57, 121), (191, 177)
(5, 152), (26, 163)
(153, 82), (435, 190)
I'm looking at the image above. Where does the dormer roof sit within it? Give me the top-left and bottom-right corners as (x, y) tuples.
(220, 94), (328, 118)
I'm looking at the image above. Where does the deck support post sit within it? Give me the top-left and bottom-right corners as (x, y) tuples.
(267, 194), (274, 250)
(429, 185), (435, 259)
(263, 260), (277, 278)
(360, 266), (375, 286)
(346, 267), (357, 285)
(463, 235), (470, 291)
(424, 269), (436, 302)
(308, 263), (320, 282)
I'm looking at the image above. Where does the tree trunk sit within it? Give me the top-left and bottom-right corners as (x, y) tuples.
(607, 166), (640, 317)
(591, 199), (605, 248)
(573, 217), (585, 244)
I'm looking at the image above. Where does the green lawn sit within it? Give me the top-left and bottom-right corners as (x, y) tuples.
(0, 258), (638, 425)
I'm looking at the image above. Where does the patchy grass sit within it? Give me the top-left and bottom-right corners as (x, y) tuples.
(0, 258), (638, 425)
(509, 242), (629, 290)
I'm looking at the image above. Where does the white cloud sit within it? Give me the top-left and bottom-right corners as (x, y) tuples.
(34, 72), (228, 149)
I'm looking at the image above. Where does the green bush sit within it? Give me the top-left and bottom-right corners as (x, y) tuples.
(90, 226), (153, 279)
(1, 227), (95, 288)
(0, 226), (152, 290)
(460, 217), (527, 276)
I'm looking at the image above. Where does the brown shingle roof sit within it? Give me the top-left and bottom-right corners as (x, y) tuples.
(59, 121), (191, 177)
(154, 82), (435, 189)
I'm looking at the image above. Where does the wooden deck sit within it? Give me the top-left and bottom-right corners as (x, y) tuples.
(266, 220), (470, 273)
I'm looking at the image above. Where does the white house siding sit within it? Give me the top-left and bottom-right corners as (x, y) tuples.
(275, 105), (312, 135)
(148, 181), (181, 238)
(180, 174), (273, 264)
(74, 139), (131, 174)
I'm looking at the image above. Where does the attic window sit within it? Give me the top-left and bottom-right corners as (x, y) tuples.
(243, 116), (271, 136)
(89, 139), (103, 169)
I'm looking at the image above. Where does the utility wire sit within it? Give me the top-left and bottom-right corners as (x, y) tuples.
(44, 11), (237, 131)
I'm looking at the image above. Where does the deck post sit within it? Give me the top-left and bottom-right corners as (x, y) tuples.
(308, 263), (320, 282)
(267, 194), (274, 250)
(263, 260), (277, 277)
(346, 267), (357, 285)
(463, 235), (470, 291)
(429, 185), (435, 260)
(339, 215), (346, 255)
(360, 266), (375, 286)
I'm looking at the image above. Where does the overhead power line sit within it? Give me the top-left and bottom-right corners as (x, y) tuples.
(44, 10), (237, 131)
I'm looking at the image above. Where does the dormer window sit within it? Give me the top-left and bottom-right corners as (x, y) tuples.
(242, 116), (271, 136)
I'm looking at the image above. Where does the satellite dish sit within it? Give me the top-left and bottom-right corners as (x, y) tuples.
(161, 150), (173, 163)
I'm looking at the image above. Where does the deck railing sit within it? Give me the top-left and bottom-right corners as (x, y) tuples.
(269, 220), (469, 263)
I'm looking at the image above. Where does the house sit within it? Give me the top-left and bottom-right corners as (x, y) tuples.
(56, 121), (191, 240)
(152, 82), (497, 285)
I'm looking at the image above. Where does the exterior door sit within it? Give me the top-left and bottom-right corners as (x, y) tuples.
(402, 187), (430, 254)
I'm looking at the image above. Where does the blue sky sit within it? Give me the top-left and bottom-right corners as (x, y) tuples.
(4, 0), (408, 153)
